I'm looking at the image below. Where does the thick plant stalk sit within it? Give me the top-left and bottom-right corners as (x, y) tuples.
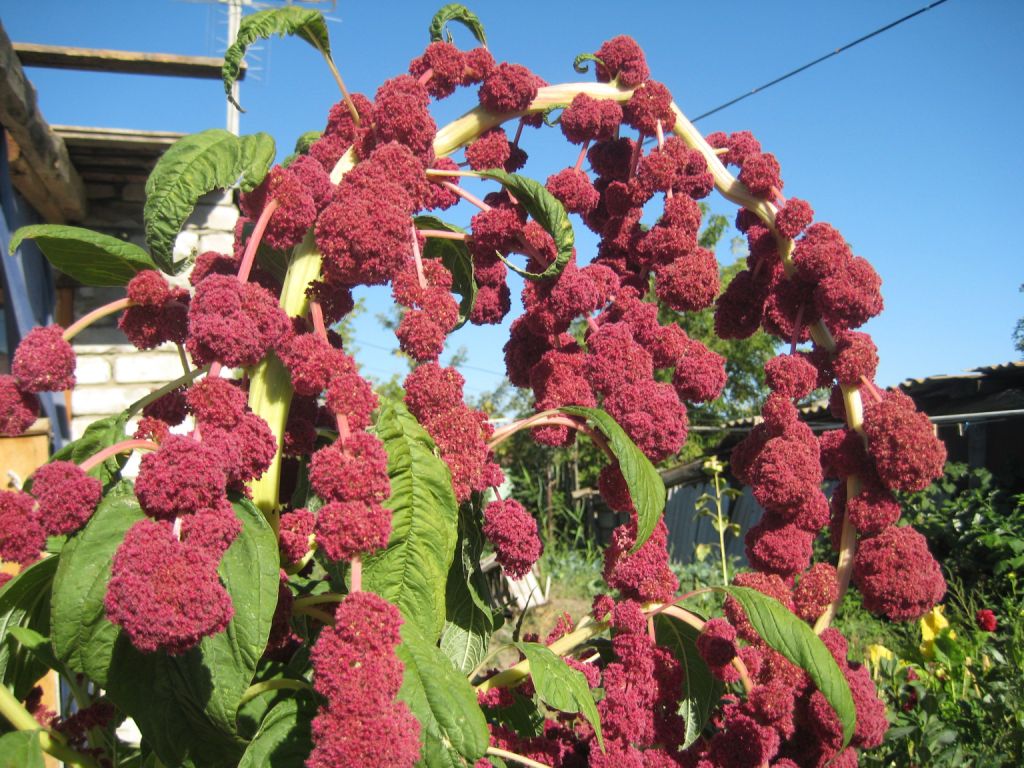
(0, 684), (100, 768)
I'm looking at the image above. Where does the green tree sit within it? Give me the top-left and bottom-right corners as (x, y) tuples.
(1014, 283), (1024, 356)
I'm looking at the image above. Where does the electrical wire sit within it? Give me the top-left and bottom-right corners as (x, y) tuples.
(690, 0), (951, 123)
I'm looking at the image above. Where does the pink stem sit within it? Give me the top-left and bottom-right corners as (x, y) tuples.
(310, 300), (351, 442)
(410, 226), (427, 290)
(629, 133), (645, 178)
(512, 119), (525, 146)
(417, 67), (434, 86)
(659, 605), (753, 694)
(237, 198), (279, 284)
(790, 303), (806, 355)
(418, 229), (467, 241)
(573, 141), (590, 172)
(62, 297), (132, 341)
(349, 556), (362, 592)
(586, 315), (601, 336)
(860, 376), (885, 404)
(79, 438), (159, 473)
(441, 181), (492, 212)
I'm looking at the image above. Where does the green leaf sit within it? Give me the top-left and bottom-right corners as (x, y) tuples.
(294, 131), (322, 156)
(46, 411), (130, 486)
(0, 557), (57, 700)
(51, 481), (142, 686)
(143, 129), (274, 274)
(559, 406), (665, 552)
(7, 627), (63, 675)
(9, 225), (156, 286)
(238, 697), (316, 768)
(0, 731), (45, 768)
(513, 642), (603, 749)
(440, 504), (500, 674)
(475, 169), (573, 281)
(721, 585), (857, 747)
(398, 619), (489, 767)
(52, 488), (279, 767)
(428, 4), (487, 46)
(572, 52), (604, 75)
(364, 400), (459, 639)
(223, 7), (332, 110)
(653, 613), (722, 748)
(414, 215), (476, 328)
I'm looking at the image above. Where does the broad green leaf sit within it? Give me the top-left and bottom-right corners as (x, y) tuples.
(428, 4), (487, 46)
(238, 697), (316, 768)
(364, 401), (459, 639)
(514, 642), (603, 749)
(223, 7), (332, 110)
(45, 411), (130, 486)
(53, 488), (279, 767)
(0, 731), (45, 768)
(475, 169), (573, 281)
(653, 613), (722, 748)
(0, 557), (57, 700)
(144, 129), (273, 273)
(721, 585), (857, 747)
(440, 504), (500, 674)
(8, 627), (63, 675)
(398, 620), (489, 767)
(559, 406), (665, 552)
(414, 215), (476, 328)
(294, 131), (322, 155)
(51, 481), (142, 685)
(9, 225), (156, 286)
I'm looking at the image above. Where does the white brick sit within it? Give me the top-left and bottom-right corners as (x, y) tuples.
(71, 416), (99, 441)
(74, 355), (112, 385)
(198, 231), (235, 254)
(173, 230), (199, 261)
(72, 385), (150, 415)
(190, 203), (238, 231)
(114, 353), (185, 383)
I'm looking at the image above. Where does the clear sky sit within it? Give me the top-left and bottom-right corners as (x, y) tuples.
(4, 0), (1023, 398)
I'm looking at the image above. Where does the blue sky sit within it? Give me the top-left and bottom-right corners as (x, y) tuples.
(4, 0), (1023, 398)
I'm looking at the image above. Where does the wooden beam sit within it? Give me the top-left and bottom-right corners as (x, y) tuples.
(0, 22), (87, 222)
(13, 43), (246, 81)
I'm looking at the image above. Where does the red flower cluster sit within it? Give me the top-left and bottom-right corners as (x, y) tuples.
(482, 498), (542, 578)
(404, 363), (503, 501)
(120, 270), (189, 350)
(308, 592), (420, 767)
(104, 517), (233, 654)
(12, 324), (76, 392)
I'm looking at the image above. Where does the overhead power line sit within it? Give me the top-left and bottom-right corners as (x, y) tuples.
(690, 0), (950, 123)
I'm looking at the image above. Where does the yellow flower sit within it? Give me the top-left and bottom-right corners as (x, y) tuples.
(919, 605), (955, 659)
(867, 643), (895, 669)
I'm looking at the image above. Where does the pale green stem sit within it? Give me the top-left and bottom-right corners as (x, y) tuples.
(713, 471), (729, 586)
(127, 364), (209, 417)
(0, 684), (100, 767)
(238, 678), (313, 708)
(476, 617), (605, 693)
(487, 746), (552, 768)
(293, 593), (345, 610)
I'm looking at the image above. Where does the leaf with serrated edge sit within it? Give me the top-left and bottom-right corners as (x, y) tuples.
(364, 401), (459, 639)
(475, 169), (573, 281)
(144, 130), (273, 274)
(398, 619), (489, 766)
(10, 225), (155, 286)
(721, 585), (857, 746)
(223, 7), (331, 109)
(559, 406), (665, 552)
(514, 642), (603, 749)
(653, 613), (722, 748)
(428, 4), (487, 46)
